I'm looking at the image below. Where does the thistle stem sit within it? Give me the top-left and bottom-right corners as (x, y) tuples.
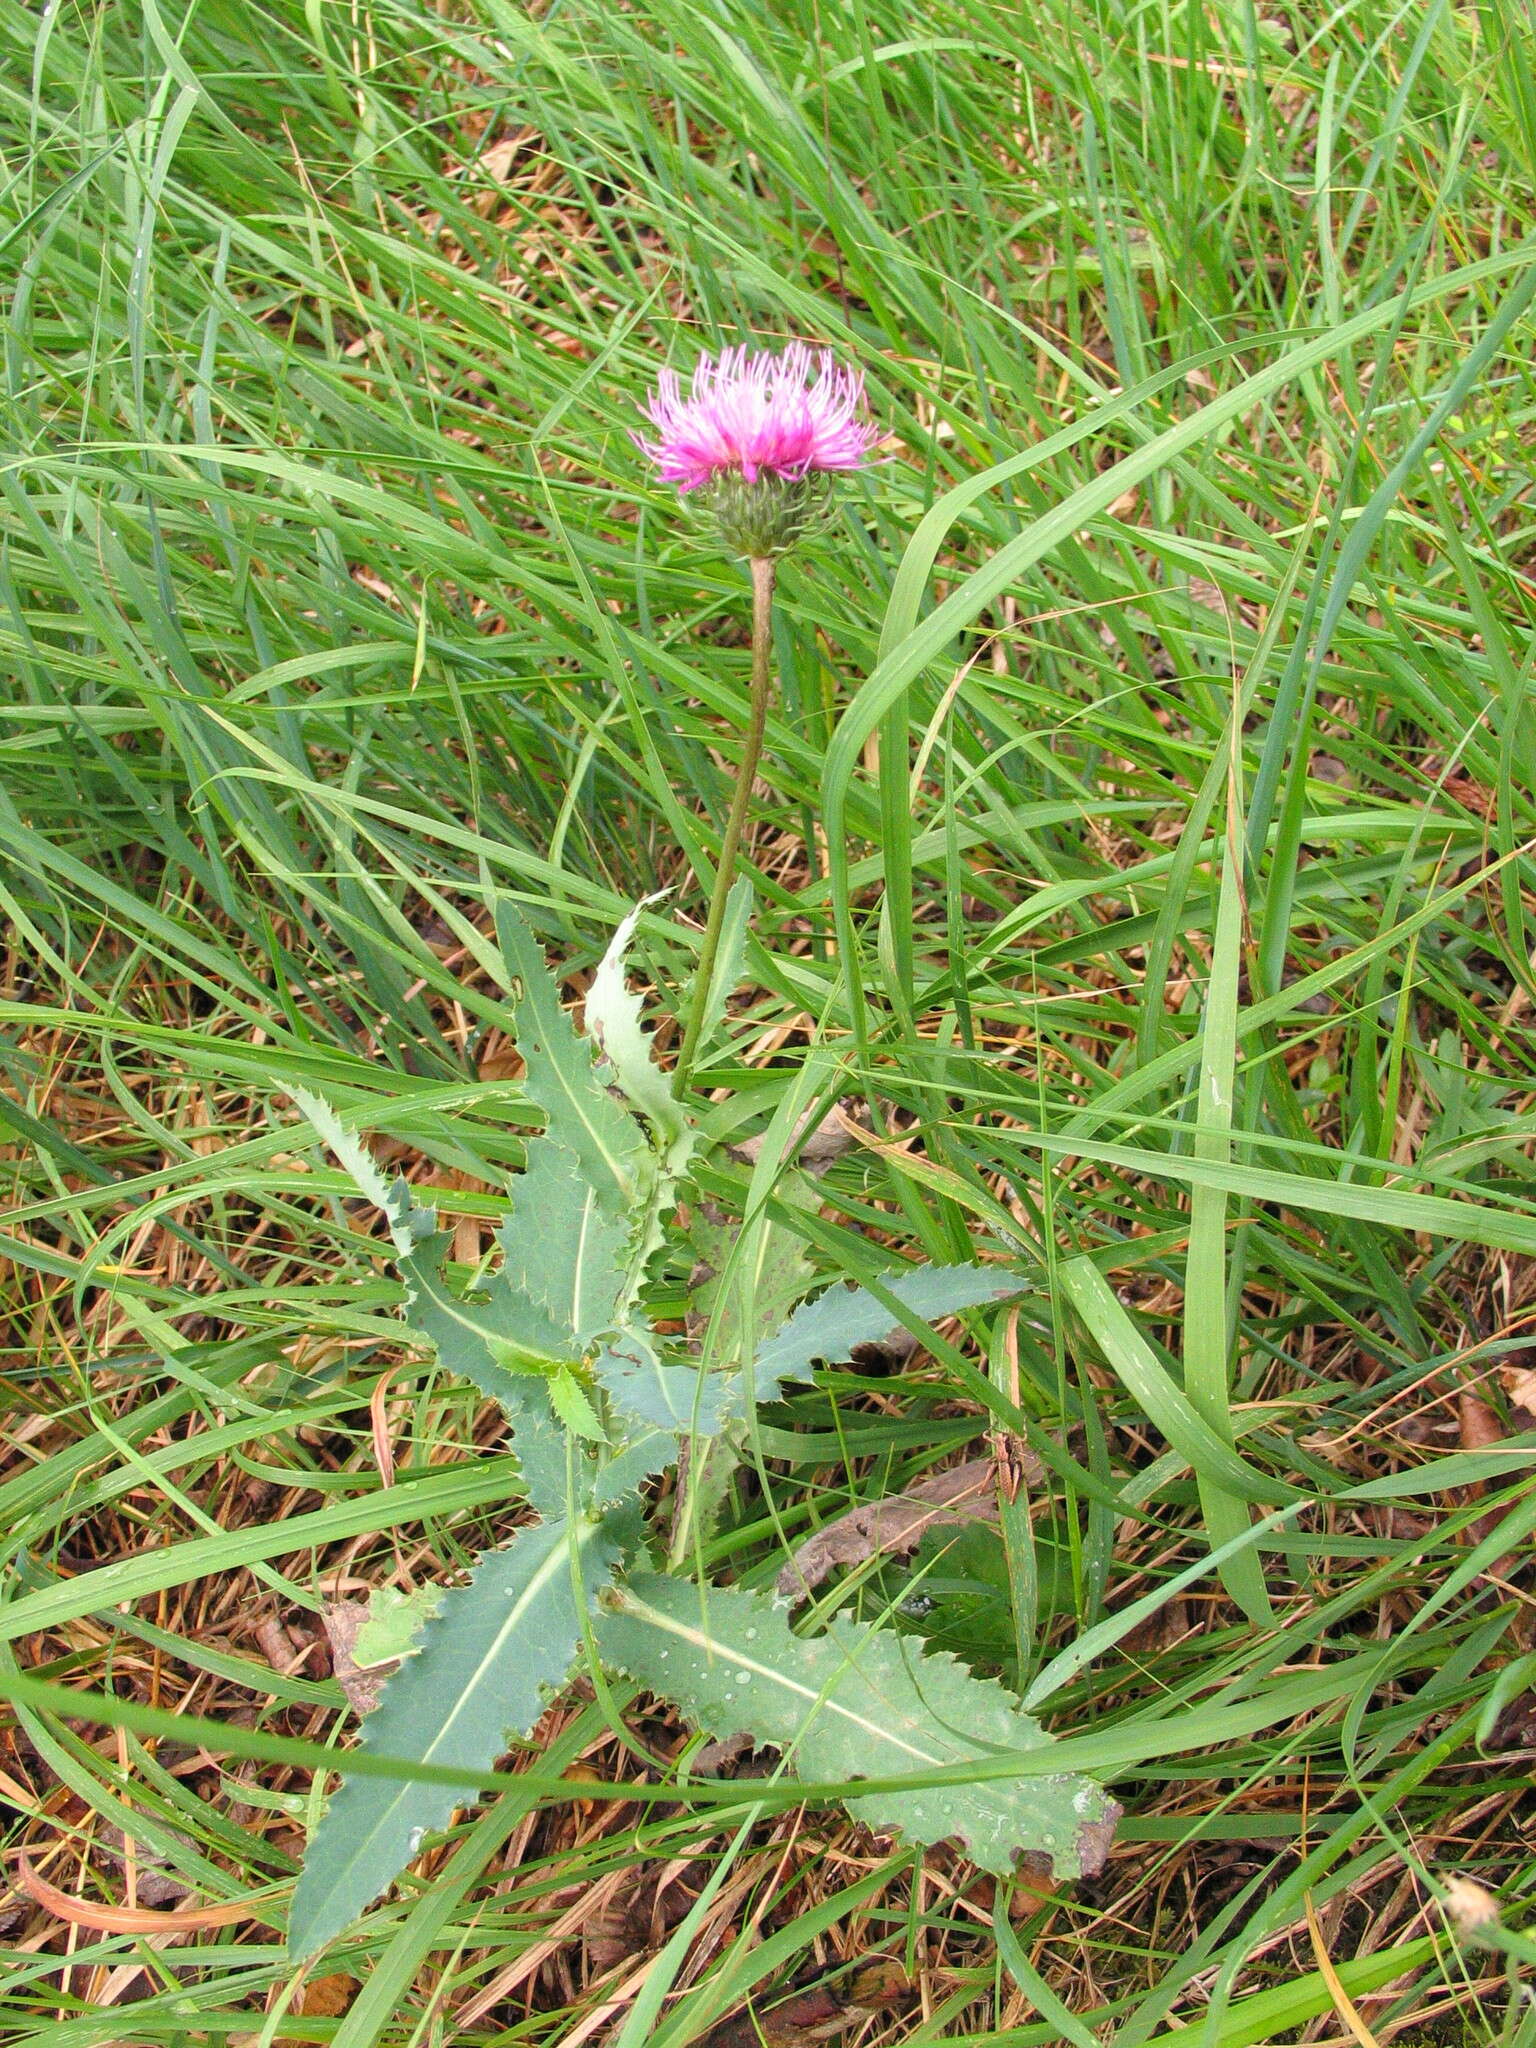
(676, 554), (776, 1088)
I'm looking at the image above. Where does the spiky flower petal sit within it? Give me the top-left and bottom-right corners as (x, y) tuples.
(636, 343), (873, 555)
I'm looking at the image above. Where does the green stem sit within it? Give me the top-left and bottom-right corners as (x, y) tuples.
(676, 553), (775, 1088)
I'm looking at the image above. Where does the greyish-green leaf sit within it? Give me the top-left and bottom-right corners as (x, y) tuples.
(495, 1139), (631, 1342)
(589, 1427), (676, 1508)
(398, 1230), (568, 1518)
(586, 897), (692, 1174)
(290, 1088), (396, 1213)
(597, 1573), (1118, 1881)
(290, 1093), (438, 1255)
(690, 1195), (816, 1370)
(404, 1227), (572, 1374)
(754, 1263), (1025, 1398)
(353, 1584), (446, 1668)
(548, 1365), (607, 1443)
(678, 1195), (820, 1547)
(290, 1513), (623, 1958)
(496, 901), (654, 1225)
(591, 1323), (730, 1439)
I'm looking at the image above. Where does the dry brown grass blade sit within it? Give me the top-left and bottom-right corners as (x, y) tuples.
(1304, 1894), (1385, 2048)
(11, 1854), (282, 1933)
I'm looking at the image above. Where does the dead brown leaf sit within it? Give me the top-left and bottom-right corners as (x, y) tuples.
(701, 1964), (914, 2048)
(585, 1859), (705, 1977)
(693, 1731), (757, 1776)
(700, 1985), (853, 2048)
(1454, 1392), (1526, 1568)
(13, 1854), (278, 1933)
(296, 1972), (359, 2017)
(1458, 1392), (1503, 1452)
(97, 1826), (192, 1908)
(776, 1457), (1032, 1601)
(732, 1100), (864, 1173)
(322, 1600), (395, 1715)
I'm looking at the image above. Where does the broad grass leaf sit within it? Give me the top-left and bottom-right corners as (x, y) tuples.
(598, 1573), (1117, 1880)
(755, 1264), (1025, 1397)
(291, 1513), (623, 1958)
(692, 873), (753, 1058)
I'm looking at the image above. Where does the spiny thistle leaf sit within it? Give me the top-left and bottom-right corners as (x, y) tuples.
(405, 1228), (571, 1374)
(691, 1198), (816, 1370)
(398, 1230), (568, 1519)
(591, 1323), (730, 1438)
(290, 1513), (624, 1958)
(288, 1103), (572, 1515)
(585, 896), (692, 1174)
(289, 1089), (397, 1218)
(352, 1584), (446, 1669)
(495, 1139), (631, 1342)
(592, 1428), (676, 1508)
(597, 1573), (1118, 1881)
(496, 900), (654, 1226)
(754, 1263), (1026, 1398)
(549, 1365), (607, 1442)
(674, 1200), (819, 1549)
(288, 1095), (436, 1260)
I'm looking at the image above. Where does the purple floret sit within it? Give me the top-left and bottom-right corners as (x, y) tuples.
(637, 342), (875, 492)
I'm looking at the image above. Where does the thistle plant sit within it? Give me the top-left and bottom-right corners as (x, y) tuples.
(636, 342), (877, 1081)
(288, 909), (1119, 1957)
(285, 346), (1117, 1958)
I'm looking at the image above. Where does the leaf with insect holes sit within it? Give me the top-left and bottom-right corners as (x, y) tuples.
(597, 1574), (1118, 1881)
(497, 901), (654, 1230)
(291, 1512), (625, 1959)
(754, 1264), (1026, 1398)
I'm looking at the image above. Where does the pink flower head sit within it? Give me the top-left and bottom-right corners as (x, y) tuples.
(637, 342), (874, 494)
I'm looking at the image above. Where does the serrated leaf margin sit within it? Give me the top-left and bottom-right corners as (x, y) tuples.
(290, 1512), (622, 1957)
(596, 1572), (1118, 1881)
(754, 1263), (1026, 1398)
